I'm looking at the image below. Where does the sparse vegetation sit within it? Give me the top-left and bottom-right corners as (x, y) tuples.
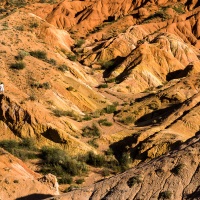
(30, 50), (47, 60)
(173, 4), (185, 14)
(88, 139), (99, 148)
(47, 58), (57, 65)
(120, 116), (135, 125)
(84, 151), (106, 167)
(58, 64), (68, 72)
(30, 22), (39, 28)
(159, 191), (172, 199)
(67, 53), (76, 61)
(15, 50), (29, 61)
(98, 84), (108, 88)
(0, 138), (37, 161)
(76, 178), (84, 184)
(82, 124), (100, 138)
(40, 146), (88, 183)
(127, 176), (142, 188)
(66, 86), (74, 91)
(171, 164), (184, 175)
(100, 60), (115, 70)
(30, 82), (51, 89)
(103, 104), (117, 114)
(10, 61), (26, 70)
(98, 118), (112, 126)
(83, 114), (92, 121)
(53, 109), (79, 120)
(75, 39), (85, 48)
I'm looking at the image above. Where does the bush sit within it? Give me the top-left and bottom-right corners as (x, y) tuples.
(30, 82), (51, 89)
(98, 84), (108, 88)
(98, 118), (112, 126)
(30, 22), (39, 28)
(100, 60), (115, 70)
(171, 164), (184, 175)
(19, 138), (36, 150)
(102, 168), (110, 177)
(53, 109), (77, 118)
(10, 62), (26, 70)
(85, 151), (106, 167)
(127, 176), (141, 187)
(40, 146), (88, 176)
(83, 114), (92, 121)
(159, 191), (172, 199)
(76, 178), (84, 184)
(67, 53), (76, 61)
(88, 139), (99, 148)
(82, 124), (100, 138)
(104, 104), (117, 114)
(75, 39), (85, 48)
(66, 86), (74, 91)
(15, 50), (29, 61)
(58, 64), (68, 72)
(47, 58), (57, 65)
(121, 116), (135, 125)
(0, 139), (38, 161)
(30, 50), (47, 60)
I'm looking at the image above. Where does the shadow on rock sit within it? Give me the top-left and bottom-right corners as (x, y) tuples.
(16, 194), (53, 200)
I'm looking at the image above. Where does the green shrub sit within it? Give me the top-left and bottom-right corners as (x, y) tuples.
(98, 118), (112, 126)
(40, 146), (88, 176)
(102, 168), (110, 177)
(173, 4), (185, 14)
(98, 84), (108, 88)
(0, 139), (38, 161)
(82, 124), (100, 138)
(15, 25), (24, 31)
(120, 152), (131, 171)
(10, 62), (26, 70)
(75, 39), (85, 48)
(127, 176), (141, 188)
(30, 22), (39, 28)
(19, 138), (36, 150)
(58, 64), (68, 72)
(76, 178), (84, 184)
(171, 164), (184, 175)
(104, 104), (116, 114)
(121, 116), (135, 125)
(88, 139), (99, 148)
(67, 53), (76, 61)
(85, 151), (106, 167)
(66, 86), (74, 91)
(159, 191), (172, 199)
(53, 109), (77, 118)
(59, 174), (73, 184)
(30, 50), (47, 60)
(83, 114), (92, 121)
(100, 60), (115, 70)
(30, 82), (51, 89)
(15, 50), (29, 61)
(47, 58), (57, 65)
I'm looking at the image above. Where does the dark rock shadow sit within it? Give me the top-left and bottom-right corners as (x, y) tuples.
(166, 65), (193, 81)
(16, 193), (53, 200)
(103, 56), (125, 78)
(110, 134), (139, 161)
(135, 104), (181, 127)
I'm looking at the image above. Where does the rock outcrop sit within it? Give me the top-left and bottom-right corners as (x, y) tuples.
(50, 132), (200, 200)
(0, 148), (59, 199)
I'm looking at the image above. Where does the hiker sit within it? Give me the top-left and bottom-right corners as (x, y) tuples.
(0, 82), (4, 93)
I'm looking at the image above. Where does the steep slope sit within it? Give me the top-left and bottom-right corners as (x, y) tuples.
(0, 148), (59, 199)
(0, 10), (110, 154)
(49, 132), (200, 200)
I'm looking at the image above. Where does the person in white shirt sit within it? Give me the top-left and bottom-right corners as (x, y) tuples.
(0, 82), (4, 93)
